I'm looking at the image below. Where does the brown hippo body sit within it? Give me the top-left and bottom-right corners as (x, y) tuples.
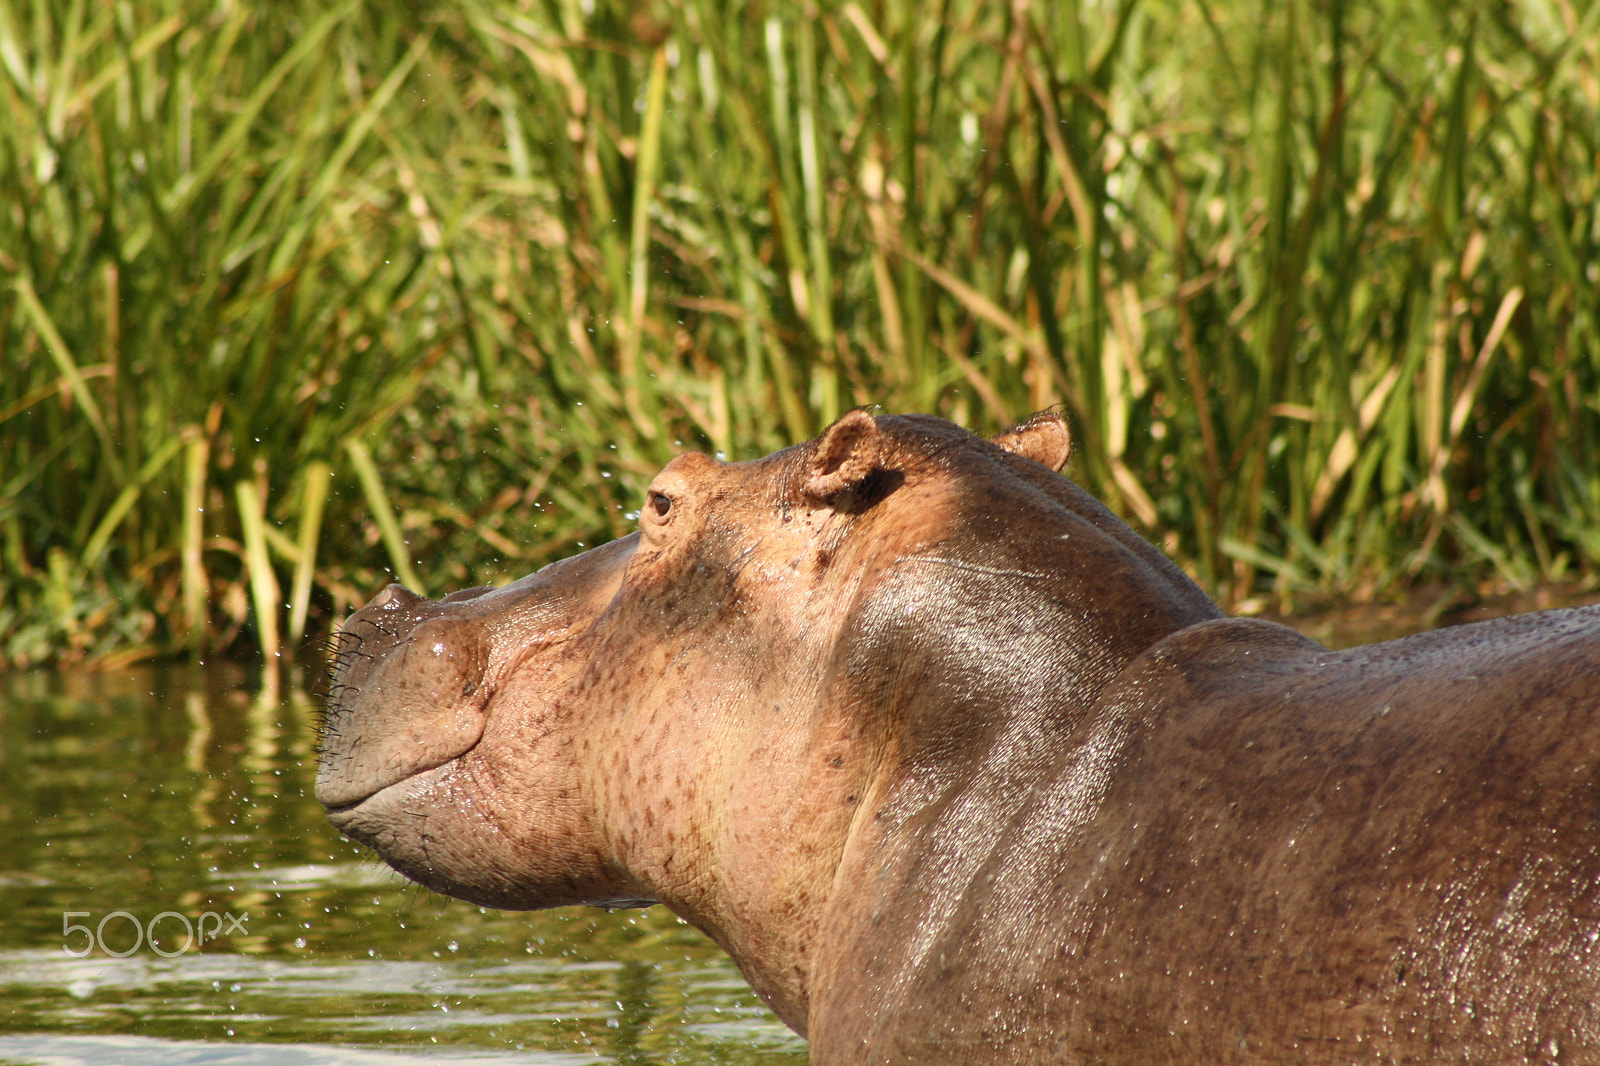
(317, 411), (1600, 1063)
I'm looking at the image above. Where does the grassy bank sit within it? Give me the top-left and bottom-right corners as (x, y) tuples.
(2, 0), (1597, 669)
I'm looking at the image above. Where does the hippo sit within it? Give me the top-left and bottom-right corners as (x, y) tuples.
(317, 410), (1600, 1064)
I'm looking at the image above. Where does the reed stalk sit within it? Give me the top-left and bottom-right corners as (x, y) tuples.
(1, 0), (1595, 667)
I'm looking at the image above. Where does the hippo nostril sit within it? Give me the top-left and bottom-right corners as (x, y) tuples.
(371, 583), (426, 609)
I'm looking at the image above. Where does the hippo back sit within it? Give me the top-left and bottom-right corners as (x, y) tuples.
(814, 605), (1600, 1063)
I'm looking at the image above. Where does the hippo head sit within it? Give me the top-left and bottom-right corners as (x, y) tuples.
(316, 410), (1220, 1028)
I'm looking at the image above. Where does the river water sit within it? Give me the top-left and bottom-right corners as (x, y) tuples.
(0, 666), (805, 1065)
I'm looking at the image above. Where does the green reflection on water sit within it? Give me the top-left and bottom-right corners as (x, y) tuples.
(0, 666), (805, 1065)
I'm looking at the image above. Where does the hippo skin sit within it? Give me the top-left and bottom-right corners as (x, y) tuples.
(318, 410), (1600, 1064)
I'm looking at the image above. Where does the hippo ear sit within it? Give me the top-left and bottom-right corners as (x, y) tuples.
(806, 408), (882, 500)
(992, 412), (1071, 472)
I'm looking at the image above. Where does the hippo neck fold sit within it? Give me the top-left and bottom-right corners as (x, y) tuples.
(613, 470), (1225, 1035)
(798, 533), (1224, 1049)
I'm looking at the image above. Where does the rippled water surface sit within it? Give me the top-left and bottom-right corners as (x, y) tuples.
(0, 667), (806, 1065)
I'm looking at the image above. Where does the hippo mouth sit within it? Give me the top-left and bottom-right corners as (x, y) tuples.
(317, 727), (476, 817)
(315, 535), (638, 815)
(316, 581), (497, 811)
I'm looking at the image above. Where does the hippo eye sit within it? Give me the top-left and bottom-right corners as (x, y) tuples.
(650, 492), (672, 518)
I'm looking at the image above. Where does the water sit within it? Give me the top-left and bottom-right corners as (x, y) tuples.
(0, 666), (806, 1065)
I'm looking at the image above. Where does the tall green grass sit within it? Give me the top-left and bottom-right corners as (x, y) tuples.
(2, 0), (1597, 669)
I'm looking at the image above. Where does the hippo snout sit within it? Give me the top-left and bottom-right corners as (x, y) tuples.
(316, 583), (495, 811)
(315, 535), (639, 821)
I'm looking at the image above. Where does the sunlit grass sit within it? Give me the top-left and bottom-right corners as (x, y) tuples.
(2, 0), (1597, 668)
